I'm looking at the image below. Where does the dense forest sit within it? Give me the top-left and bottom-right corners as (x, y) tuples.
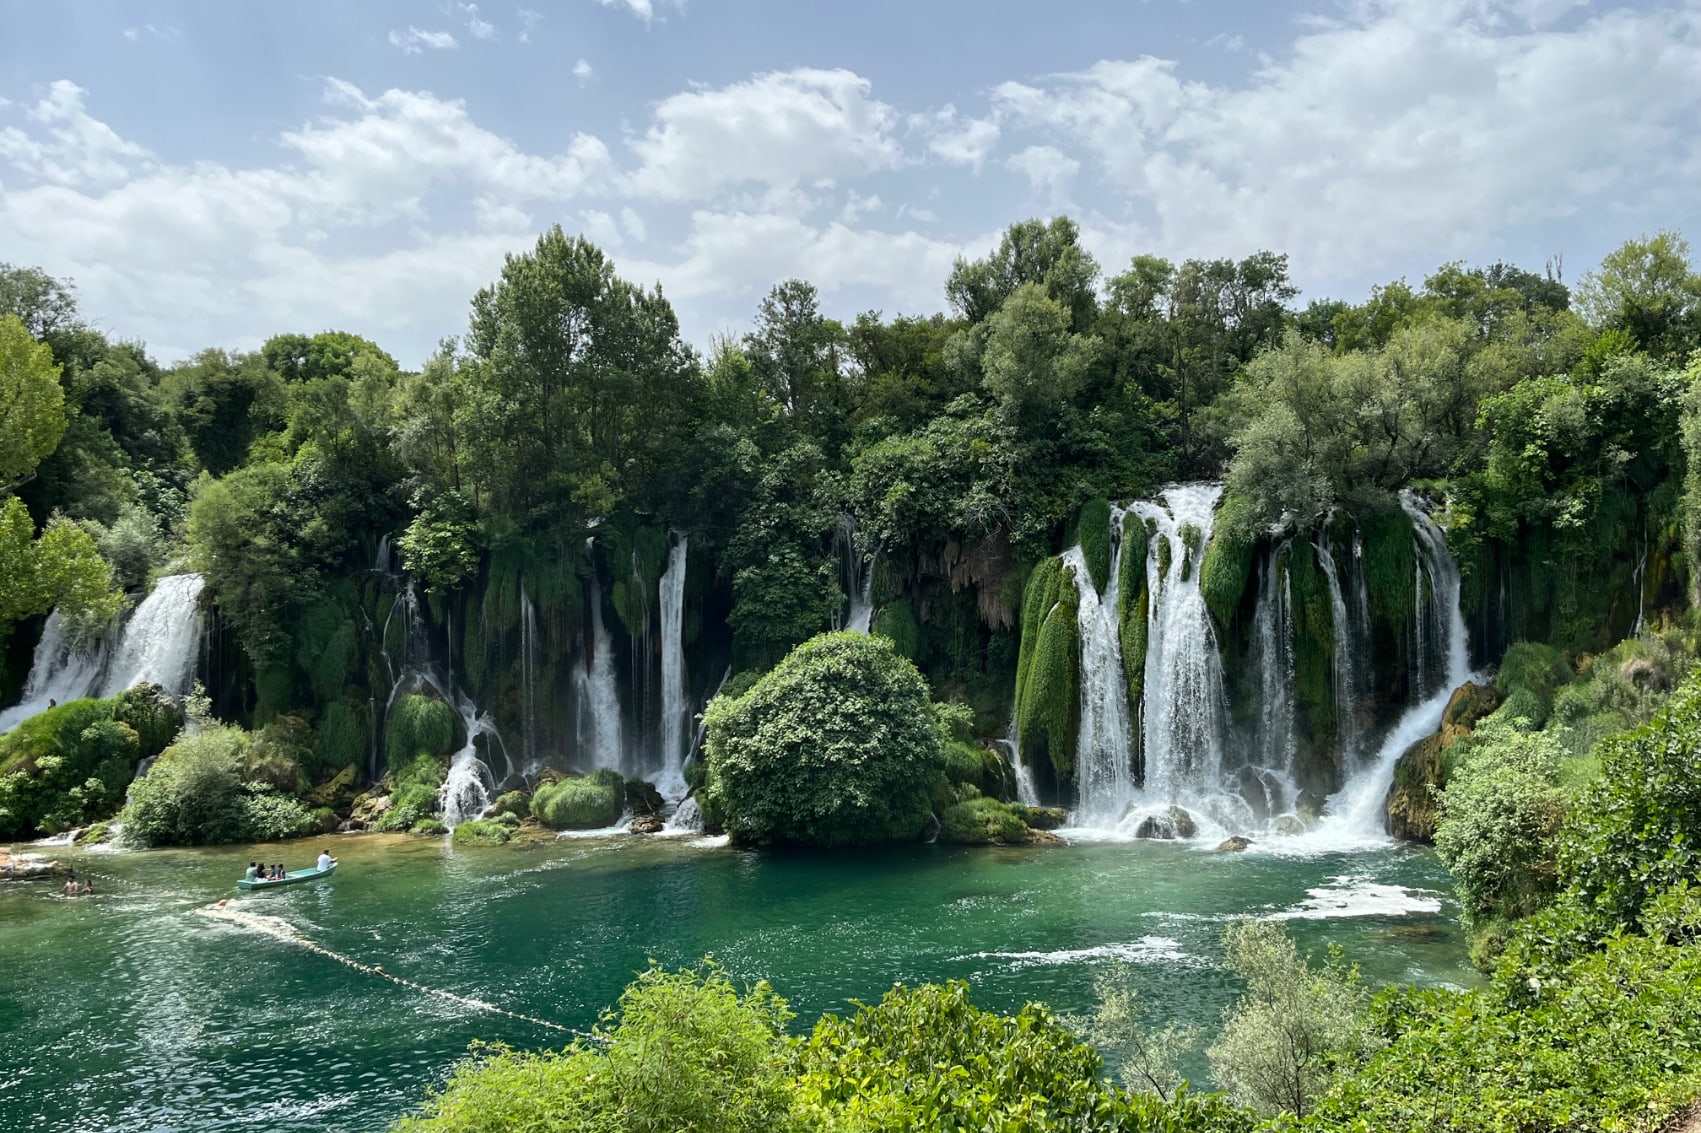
(9, 218), (1701, 1128)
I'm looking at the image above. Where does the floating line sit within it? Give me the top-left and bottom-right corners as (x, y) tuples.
(194, 902), (596, 1040)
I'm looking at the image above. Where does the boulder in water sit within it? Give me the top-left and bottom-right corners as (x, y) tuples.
(628, 814), (666, 834)
(1013, 804), (1068, 830)
(1295, 789), (1328, 822)
(1132, 807), (1197, 840)
(625, 778), (664, 816)
(346, 792), (393, 831)
(1216, 836), (1252, 853)
(1168, 806), (1197, 839)
(1274, 814), (1305, 836)
(485, 790), (531, 821)
(1023, 828), (1065, 846)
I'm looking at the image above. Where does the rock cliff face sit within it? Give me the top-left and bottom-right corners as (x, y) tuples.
(1386, 681), (1500, 842)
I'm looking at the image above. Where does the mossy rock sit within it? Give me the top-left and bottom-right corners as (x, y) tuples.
(450, 817), (512, 846)
(1014, 558), (1066, 725)
(872, 597), (920, 659)
(1386, 733), (1445, 842)
(1199, 495), (1256, 630)
(939, 796), (1031, 845)
(1077, 499), (1112, 594)
(534, 769), (625, 829)
(1017, 575), (1080, 780)
(625, 778), (664, 816)
(386, 695), (456, 765)
(487, 790), (531, 821)
(1010, 803), (1067, 830)
(306, 762), (360, 808)
(411, 817), (448, 836)
(1359, 506), (1416, 634)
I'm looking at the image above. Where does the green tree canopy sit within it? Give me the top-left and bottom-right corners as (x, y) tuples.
(0, 314), (67, 490)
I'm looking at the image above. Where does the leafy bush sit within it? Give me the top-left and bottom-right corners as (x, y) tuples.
(0, 697), (139, 838)
(393, 962), (801, 1133)
(1433, 719), (1566, 929)
(1494, 641), (1572, 725)
(938, 796), (1029, 844)
(533, 768), (625, 829)
(1206, 921), (1381, 1118)
(386, 694), (455, 766)
(704, 632), (944, 847)
(121, 724), (314, 846)
(796, 981), (1254, 1133)
(112, 683), (185, 762)
(1310, 926), (1701, 1133)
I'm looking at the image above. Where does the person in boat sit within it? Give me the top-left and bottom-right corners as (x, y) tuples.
(316, 849), (334, 872)
(244, 862), (259, 882)
(273, 863), (286, 879)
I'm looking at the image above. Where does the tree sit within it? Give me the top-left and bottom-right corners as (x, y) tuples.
(0, 314), (67, 490)
(1206, 920), (1382, 1117)
(978, 283), (1101, 429)
(460, 226), (701, 531)
(704, 632), (945, 846)
(0, 263), (81, 342)
(745, 279), (849, 445)
(1574, 232), (1701, 358)
(164, 348), (284, 476)
(947, 216), (1101, 331)
(0, 497), (123, 648)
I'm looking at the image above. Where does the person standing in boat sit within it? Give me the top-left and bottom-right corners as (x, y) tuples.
(316, 849), (334, 872)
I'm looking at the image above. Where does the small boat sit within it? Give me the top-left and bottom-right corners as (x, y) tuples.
(237, 861), (337, 890)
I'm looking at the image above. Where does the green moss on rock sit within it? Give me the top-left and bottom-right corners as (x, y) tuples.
(1199, 495), (1256, 631)
(1360, 506), (1416, 635)
(534, 769), (626, 829)
(939, 796), (1031, 844)
(386, 694), (455, 765)
(1018, 575), (1081, 781)
(1077, 498), (1112, 594)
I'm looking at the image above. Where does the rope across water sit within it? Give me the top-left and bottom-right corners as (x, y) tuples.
(194, 902), (598, 1041)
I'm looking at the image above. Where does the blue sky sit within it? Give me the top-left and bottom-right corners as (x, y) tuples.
(2, 0), (1698, 364)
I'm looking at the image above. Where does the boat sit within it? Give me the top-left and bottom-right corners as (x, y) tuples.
(237, 860), (337, 890)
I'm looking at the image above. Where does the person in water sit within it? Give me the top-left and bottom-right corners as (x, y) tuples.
(316, 849), (334, 872)
(62, 875), (78, 898)
(80, 879), (93, 896)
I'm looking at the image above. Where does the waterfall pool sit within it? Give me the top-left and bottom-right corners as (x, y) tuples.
(1, 832), (1473, 1132)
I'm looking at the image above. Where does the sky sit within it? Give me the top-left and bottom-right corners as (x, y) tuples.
(1, 0), (1698, 365)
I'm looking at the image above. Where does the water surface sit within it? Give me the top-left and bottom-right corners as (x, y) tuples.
(0, 832), (1472, 1133)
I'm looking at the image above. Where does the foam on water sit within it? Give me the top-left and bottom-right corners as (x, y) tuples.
(1268, 875), (1444, 920)
(955, 936), (1194, 969)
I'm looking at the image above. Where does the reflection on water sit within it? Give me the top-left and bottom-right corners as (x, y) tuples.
(0, 833), (1474, 1133)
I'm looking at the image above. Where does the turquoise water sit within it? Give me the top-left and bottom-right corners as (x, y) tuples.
(0, 832), (1473, 1132)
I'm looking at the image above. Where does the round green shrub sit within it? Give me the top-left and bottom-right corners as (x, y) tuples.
(386, 694), (456, 766)
(534, 769), (626, 829)
(704, 631), (945, 847)
(121, 725), (314, 847)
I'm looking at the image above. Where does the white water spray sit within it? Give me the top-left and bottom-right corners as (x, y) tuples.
(657, 534), (689, 799)
(573, 571), (625, 773)
(0, 611), (109, 732)
(1065, 514), (1135, 825)
(100, 574), (205, 699)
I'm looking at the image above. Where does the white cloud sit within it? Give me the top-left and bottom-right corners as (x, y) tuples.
(1006, 145), (1079, 209)
(0, 81), (151, 188)
(574, 58), (594, 83)
(455, 2), (497, 40)
(388, 27), (459, 54)
(597, 0), (681, 24)
(517, 8), (543, 42)
(990, 0), (1701, 276)
(916, 105), (1001, 170)
(627, 68), (903, 202)
(619, 206), (648, 242)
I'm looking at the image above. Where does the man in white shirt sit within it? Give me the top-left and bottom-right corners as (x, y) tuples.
(316, 849), (334, 871)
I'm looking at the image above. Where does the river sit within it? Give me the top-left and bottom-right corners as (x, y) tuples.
(0, 832), (1472, 1132)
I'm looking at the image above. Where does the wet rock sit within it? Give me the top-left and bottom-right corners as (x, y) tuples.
(0, 848), (60, 880)
(1216, 836), (1253, 853)
(1133, 807), (1197, 840)
(1274, 815), (1305, 836)
(1016, 805), (1068, 831)
(626, 779), (664, 816)
(1296, 790), (1328, 822)
(627, 815), (666, 835)
(1385, 679), (1500, 843)
(1023, 828), (1065, 847)
(1167, 806), (1197, 839)
(485, 790), (531, 822)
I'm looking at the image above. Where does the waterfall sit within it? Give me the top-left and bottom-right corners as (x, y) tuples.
(834, 516), (875, 634)
(1324, 493), (1473, 839)
(657, 534), (689, 799)
(0, 611), (110, 733)
(1249, 544), (1296, 774)
(1633, 519), (1649, 636)
(1132, 484), (1229, 808)
(1315, 539), (1361, 764)
(663, 795), (703, 834)
(438, 690), (501, 828)
(101, 574), (205, 699)
(519, 580), (538, 768)
(1064, 512), (1136, 825)
(573, 572), (625, 773)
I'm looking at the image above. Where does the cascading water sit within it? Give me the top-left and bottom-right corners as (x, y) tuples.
(572, 572), (625, 773)
(657, 534), (690, 799)
(1315, 539), (1361, 764)
(101, 574), (206, 698)
(0, 611), (110, 733)
(1321, 493), (1474, 840)
(834, 516), (875, 635)
(1132, 485), (1230, 810)
(519, 580), (538, 767)
(1064, 516), (1136, 825)
(438, 690), (502, 828)
(1250, 544), (1296, 773)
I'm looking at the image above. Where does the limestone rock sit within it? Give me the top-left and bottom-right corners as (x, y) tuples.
(1017, 805), (1068, 831)
(1023, 828), (1065, 846)
(1385, 679), (1500, 843)
(1274, 815), (1305, 836)
(627, 815), (666, 835)
(307, 763), (360, 808)
(1216, 836), (1253, 853)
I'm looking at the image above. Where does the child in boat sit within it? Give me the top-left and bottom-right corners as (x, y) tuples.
(273, 864), (285, 879)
